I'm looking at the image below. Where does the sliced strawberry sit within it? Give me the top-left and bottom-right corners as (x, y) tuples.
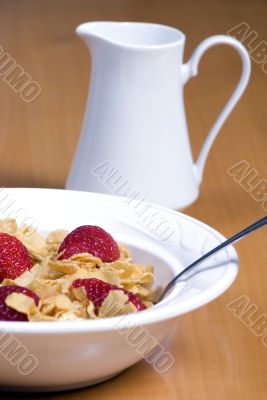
(0, 286), (39, 321)
(72, 278), (146, 312)
(0, 233), (32, 281)
(58, 225), (120, 262)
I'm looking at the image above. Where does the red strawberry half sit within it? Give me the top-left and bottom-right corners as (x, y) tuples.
(58, 225), (120, 262)
(0, 286), (39, 321)
(72, 278), (146, 312)
(0, 233), (32, 281)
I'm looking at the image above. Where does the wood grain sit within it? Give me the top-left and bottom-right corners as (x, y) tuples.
(0, 0), (266, 398)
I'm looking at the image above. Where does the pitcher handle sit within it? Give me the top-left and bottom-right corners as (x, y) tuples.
(182, 35), (251, 184)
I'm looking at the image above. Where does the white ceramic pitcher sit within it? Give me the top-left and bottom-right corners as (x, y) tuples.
(66, 21), (251, 209)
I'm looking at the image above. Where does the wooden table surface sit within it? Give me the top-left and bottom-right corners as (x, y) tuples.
(0, 0), (266, 399)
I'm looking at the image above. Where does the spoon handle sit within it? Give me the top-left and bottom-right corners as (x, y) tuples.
(160, 215), (267, 300)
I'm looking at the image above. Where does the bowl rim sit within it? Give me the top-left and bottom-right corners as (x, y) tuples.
(0, 188), (238, 334)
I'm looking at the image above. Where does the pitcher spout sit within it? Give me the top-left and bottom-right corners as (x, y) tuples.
(76, 22), (113, 45)
(76, 22), (110, 50)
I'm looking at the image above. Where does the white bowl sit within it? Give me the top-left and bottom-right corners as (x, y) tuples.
(0, 188), (238, 392)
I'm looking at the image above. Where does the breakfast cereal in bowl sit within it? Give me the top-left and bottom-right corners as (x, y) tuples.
(0, 219), (154, 322)
(0, 189), (239, 391)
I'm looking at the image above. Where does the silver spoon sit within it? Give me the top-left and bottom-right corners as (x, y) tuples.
(159, 215), (267, 301)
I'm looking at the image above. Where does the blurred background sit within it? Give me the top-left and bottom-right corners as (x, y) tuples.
(0, 0), (265, 198)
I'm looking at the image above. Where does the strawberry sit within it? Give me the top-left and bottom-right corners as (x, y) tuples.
(0, 233), (32, 281)
(72, 278), (146, 312)
(58, 225), (120, 262)
(0, 286), (39, 321)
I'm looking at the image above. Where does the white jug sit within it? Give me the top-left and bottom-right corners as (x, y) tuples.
(66, 21), (251, 209)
